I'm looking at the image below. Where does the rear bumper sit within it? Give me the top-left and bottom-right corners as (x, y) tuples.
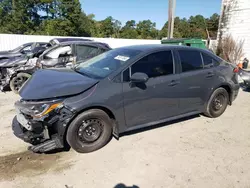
(230, 84), (240, 103)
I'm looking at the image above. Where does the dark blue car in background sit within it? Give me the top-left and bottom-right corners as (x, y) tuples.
(12, 44), (240, 153)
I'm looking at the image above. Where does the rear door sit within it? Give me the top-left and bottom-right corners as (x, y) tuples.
(177, 49), (216, 114)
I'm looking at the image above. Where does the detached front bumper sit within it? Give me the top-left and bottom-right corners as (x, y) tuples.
(12, 116), (26, 141)
(12, 106), (75, 153)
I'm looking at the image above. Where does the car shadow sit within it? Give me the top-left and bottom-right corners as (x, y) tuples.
(120, 114), (200, 137)
(114, 183), (139, 188)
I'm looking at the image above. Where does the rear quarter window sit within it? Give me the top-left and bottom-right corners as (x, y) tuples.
(178, 50), (203, 72)
(202, 52), (220, 68)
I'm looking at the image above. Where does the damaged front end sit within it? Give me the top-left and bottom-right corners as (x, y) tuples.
(0, 58), (37, 92)
(12, 99), (75, 153)
(0, 67), (14, 91)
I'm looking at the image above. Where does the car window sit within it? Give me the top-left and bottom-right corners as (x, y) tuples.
(202, 52), (221, 68)
(44, 46), (71, 59)
(122, 68), (130, 82)
(131, 51), (174, 78)
(21, 45), (32, 52)
(202, 53), (214, 68)
(76, 45), (103, 61)
(178, 50), (203, 72)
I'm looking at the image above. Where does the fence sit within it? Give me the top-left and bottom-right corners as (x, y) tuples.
(0, 34), (218, 52)
(0, 34), (161, 51)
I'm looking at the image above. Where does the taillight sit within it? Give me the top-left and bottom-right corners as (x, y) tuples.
(233, 67), (239, 73)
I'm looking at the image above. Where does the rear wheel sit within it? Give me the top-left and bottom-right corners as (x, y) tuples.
(66, 109), (112, 153)
(205, 88), (229, 118)
(10, 73), (31, 94)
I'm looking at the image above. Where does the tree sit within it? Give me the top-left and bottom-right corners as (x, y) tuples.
(96, 16), (122, 38)
(188, 15), (207, 38)
(120, 20), (138, 39)
(0, 0), (12, 33)
(58, 0), (91, 36)
(8, 0), (43, 34)
(112, 19), (121, 38)
(0, 0), (220, 39)
(86, 14), (98, 36)
(160, 14), (219, 39)
(206, 13), (220, 38)
(136, 20), (158, 39)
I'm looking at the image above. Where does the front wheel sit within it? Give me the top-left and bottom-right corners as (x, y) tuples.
(66, 109), (112, 153)
(205, 88), (229, 118)
(10, 73), (31, 94)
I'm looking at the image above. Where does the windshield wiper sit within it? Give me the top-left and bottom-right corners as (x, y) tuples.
(73, 67), (91, 77)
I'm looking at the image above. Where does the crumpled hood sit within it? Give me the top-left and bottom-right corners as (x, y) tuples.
(19, 68), (99, 100)
(0, 51), (22, 59)
(0, 51), (10, 54)
(0, 56), (28, 67)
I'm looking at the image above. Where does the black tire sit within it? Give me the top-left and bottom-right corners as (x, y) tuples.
(10, 73), (31, 94)
(205, 88), (229, 118)
(66, 109), (112, 153)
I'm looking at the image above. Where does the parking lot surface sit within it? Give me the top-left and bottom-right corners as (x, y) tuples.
(0, 90), (250, 188)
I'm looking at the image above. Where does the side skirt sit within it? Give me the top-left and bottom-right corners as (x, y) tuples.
(122, 111), (200, 134)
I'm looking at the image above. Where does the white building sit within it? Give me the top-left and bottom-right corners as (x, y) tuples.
(218, 0), (250, 60)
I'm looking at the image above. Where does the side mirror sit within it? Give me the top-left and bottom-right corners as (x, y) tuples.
(130, 72), (149, 83)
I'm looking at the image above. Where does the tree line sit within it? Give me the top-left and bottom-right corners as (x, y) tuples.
(0, 0), (220, 39)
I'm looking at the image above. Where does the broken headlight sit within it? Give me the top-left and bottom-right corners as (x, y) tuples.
(16, 100), (63, 118)
(32, 103), (62, 118)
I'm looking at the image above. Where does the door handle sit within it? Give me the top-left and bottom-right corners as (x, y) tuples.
(168, 80), (180, 86)
(206, 72), (214, 78)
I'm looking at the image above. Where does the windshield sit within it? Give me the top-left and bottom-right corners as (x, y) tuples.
(75, 48), (141, 79)
(11, 45), (24, 52)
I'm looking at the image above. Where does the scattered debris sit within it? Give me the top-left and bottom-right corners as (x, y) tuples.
(169, 174), (176, 179)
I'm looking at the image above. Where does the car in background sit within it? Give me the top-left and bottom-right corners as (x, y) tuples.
(0, 42), (50, 60)
(0, 40), (111, 93)
(12, 45), (240, 154)
(36, 40), (111, 68)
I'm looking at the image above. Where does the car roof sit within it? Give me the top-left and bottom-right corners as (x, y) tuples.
(118, 44), (212, 53)
(59, 41), (112, 49)
(42, 40), (111, 55)
(50, 38), (92, 43)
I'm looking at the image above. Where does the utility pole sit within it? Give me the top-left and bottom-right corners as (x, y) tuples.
(167, 0), (176, 39)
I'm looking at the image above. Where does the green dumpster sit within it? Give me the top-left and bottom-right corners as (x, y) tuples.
(161, 38), (207, 49)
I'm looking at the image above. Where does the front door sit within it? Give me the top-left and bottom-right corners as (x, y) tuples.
(122, 50), (181, 128)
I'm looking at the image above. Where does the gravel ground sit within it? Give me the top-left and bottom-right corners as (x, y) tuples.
(0, 89), (250, 188)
